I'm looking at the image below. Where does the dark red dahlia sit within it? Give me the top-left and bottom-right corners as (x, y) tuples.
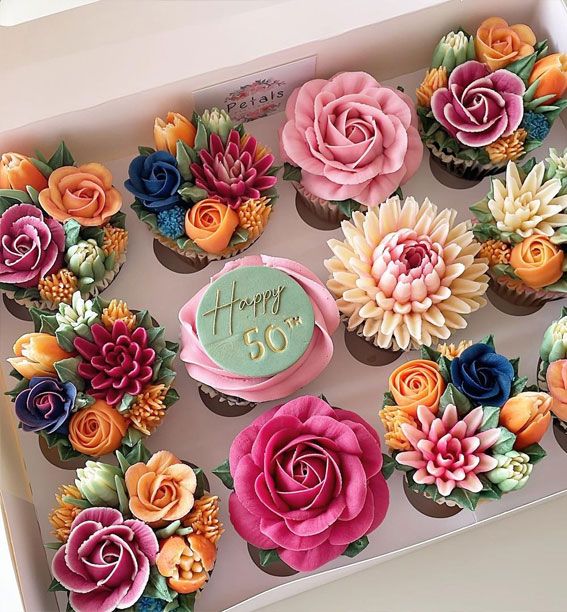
(74, 321), (155, 405)
(190, 129), (277, 209)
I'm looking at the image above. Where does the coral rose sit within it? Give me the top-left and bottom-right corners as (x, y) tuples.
(39, 164), (122, 227)
(68, 400), (128, 456)
(499, 391), (552, 449)
(528, 53), (567, 104)
(475, 17), (536, 71)
(154, 112), (196, 155)
(125, 450), (197, 523)
(8, 332), (72, 379)
(280, 71), (422, 205)
(388, 359), (445, 417)
(0, 153), (48, 192)
(185, 198), (239, 254)
(510, 235), (564, 289)
(546, 359), (567, 421)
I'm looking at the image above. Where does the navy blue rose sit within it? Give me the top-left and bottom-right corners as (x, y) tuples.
(15, 377), (76, 434)
(124, 151), (182, 212)
(450, 343), (515, 407)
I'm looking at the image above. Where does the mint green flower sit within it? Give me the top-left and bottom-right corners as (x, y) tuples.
(540, 315), (567, 366)
(431, 31), (475, 72)
(200, 108), (234, 143)
(76, 461), (125, 507)
(65, 239), (107, 292)
(487, 450), (532, 493)
(56, 291), (99, 338)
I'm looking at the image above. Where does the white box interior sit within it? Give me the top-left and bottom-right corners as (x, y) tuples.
(1, 1), (566, 610)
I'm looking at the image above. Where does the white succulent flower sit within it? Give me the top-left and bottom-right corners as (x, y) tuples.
(488, 161), (567, 238)
(56, 291), (99, 337)
(546, 147), (567, 180)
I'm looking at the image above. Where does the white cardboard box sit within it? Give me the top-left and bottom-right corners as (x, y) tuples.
(1, 1), (567, 611)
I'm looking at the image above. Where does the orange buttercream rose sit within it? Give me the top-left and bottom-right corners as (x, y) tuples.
(185, 198), (239, 254)
(0, 153), (48, 192)
(38, 164), (122, 227)
(8, 333), (72, 379)
(528, 53), (567, 104)
(475, 17), (536, 71)
(499, 391), (552, 449)
(125, 450), (197, 523)
(388, 359), (445, 417)
(68, 400), (128, 456)
(510, 235), (564, 289)
(546, 359), (567, 421)
(154, 112), (196, 155)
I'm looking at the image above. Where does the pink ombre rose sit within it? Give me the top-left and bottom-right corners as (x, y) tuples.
(431, 60), (525, 148)
(397, 404), (500, 497)
(51, 507), (158, 612)
(280, 71), (423, 205)
(228, 395), (389, 572)
(0, 203), (65, 287)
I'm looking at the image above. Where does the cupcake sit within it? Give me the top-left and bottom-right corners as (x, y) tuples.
(380, 337), (550, 513)
(125, 109), (278, 268)
(6, 292), (179, 462)
(325, 195), (489, 354)
(47, 447), (222, 612)
(214, 395), (389, 572)
(538, 307), (567, 445)
(0, 143), (126, 310)
(280, 71), (423, 224)
(179, 255), (339, 410)
(418, 18), (567, 180)
(471, 151), (567, 310)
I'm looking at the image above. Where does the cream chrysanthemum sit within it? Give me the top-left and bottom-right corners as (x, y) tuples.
(325, 196), (488, 351)
(488, 161), (567, 238)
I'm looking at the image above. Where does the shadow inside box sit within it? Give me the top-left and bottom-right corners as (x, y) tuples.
(553, 420), (567, 454)
(197, 384), (256, 417)
(294, 189), (343, 231)
(2, 293), (34, 321)
(153, 238), (209, 274)
(343, 326), (403, 366)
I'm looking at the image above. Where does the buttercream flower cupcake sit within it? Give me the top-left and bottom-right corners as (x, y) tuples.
(47, 447), (222, 612)
(380, 337), (550, 515)
(179, 255), (339, 413)
(538, 307), (567, 450)
(125, 109), (278, 269)
(0, 143), (127, 311)
(6, 292), (179, 464)
(418, 18), (567, 180)
(280, 71), (423, 225)
(471, 151), (567, 311)
(325, 195), (489, 357)
(214, 395), (389, 572)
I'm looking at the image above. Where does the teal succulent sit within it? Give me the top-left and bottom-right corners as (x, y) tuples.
(75, 461), (125, 508)
(486, 450), (532, 492)
(65, 239), (107, 292)
(199, 107), (234, 143)
(431, 30), (475, 73)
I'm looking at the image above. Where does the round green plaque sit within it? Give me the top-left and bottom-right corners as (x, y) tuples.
(196, 266), (315, 377)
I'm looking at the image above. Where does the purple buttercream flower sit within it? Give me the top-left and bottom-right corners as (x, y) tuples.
(0, 203), (65, 287)
(52, 507), (158, 612)
(431, 60), (525, 148)
(15, 376), (76, 434)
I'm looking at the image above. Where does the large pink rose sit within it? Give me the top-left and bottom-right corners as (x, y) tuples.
(431, 60), (525, 148)
(228, 395), (389, 571)
(280, 71), (423, 205)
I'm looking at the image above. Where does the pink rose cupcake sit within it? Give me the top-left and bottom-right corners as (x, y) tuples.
(214, 395), (390, 572)
(280, 71), (423, 225)
(179, 255), (340, 413)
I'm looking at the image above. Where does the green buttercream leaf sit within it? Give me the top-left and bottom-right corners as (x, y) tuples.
(523, 139), (543, 154)
(62, 496), (90, 509)
(382, 391), (396, 407)
(44, 542), (64, 550)
(118, 393), (135, 414)
(156, 366), (176, 387)
(176, 141), (194, 181)
(194, 120), (209, 152)
(38, 312), (58, 335)
(121, 427), (144, 449)
(446, 487), (480, 510)
(155, 520), (182, 540)
(55, 328), (77, 354)
(479, 335), (495, 349)
(146, 326), (166, 351)
(193, 466), (208, 499)
(142, 565), (175, 603)
(5, 377), (29, 399)
(135, 309), (153, 329)
(178, 184), (208, 204)
(282, 162), (302, 182)
(163, 388), (180, 408)
(108, 210), (127, 230)
(490, 263), (519, 280)
(543, 278), (567, 293)
(438, 356), (452, 383)
(439, 383), (472, 417)
(212, 459), (234, 490)
(228, 226), (249, 247)
(478, 474), (502, 501)
(115, 475), (130, 517)
(381, 454), (396, 480)
(332, 199), (361, 219)
(48, 578), (67, 592)
(506, 50), (539, 83)
(509, 357), (520, 378)
(523, 443), (546, 465)
(26, 185), (40, 205)
(116, 451), (131, 475)
(480, 406), (500, 431)
(29, 157), (53, 179)
(54, 358), (85, 391)
(343, 535), (369, 558)
(176, 593), (196, 612)
(259, 548), (280, 567)
(511, 376), (528, 396)
(419, 345), (441, 362)
(138, 146), (156, 156)
(48, 142), (75, 169)
(0, 189), (33, 204)
(131, 200), (159, 231)
(493, 427), (516, 454)
(469, 199), (493, 223)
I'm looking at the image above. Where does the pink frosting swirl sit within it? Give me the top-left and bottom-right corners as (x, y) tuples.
(280, 71), (423, 205)
(179, 255), (339, 402)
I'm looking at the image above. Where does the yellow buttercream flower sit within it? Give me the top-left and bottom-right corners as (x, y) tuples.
(101, 299), (136, 330)
(49, 485), (84, 542)
(436, 340), (472, 360)
(478, 239), (511, 266)
(485, 129), (527, 164)
(102, 225), (128, 257)
(379, 404), (417, 451)
(126, 384), (168, 435)
(488, 161), (567, 238)
(237, 197), (271, 240)
(183, 495), (224, 545)
(416, 67), (448, 107)
(38, 268), (78, 305)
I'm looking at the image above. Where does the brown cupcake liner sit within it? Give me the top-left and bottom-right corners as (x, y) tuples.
(426, 141), (506, 181)
(198, 383), (257, 417)
(293, 182), (354, 225)
(489, 274), (564, 309)
(4, 252), (127, 312)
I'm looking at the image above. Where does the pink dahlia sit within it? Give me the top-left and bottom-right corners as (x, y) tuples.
(280, 71), (423, 205)
(431, 60), (525, 148)
(191, 130), (277, 209)
(74, 320), (155, 405)
(397, 404), (500, 497)
(228, 395), (389, 572)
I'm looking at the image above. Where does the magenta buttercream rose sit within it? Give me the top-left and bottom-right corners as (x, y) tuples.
(51, 507), (158, 612)
(280, 71), (423, 205)
(0, 203), (65, 287)
(228, 395), (389, 571)
(431, 60), (525, 147)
